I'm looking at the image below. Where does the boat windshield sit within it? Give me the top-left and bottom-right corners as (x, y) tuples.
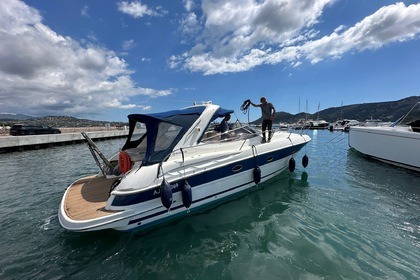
(155, 122), (183, 152)
(201, 120), (258, 142)
(122, 107), (205, 165)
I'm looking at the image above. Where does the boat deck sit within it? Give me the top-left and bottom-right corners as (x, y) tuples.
(64, 175), (121, 220)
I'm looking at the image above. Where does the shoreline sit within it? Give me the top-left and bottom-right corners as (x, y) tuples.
(0, 128), (129, 153)
(0, 126), (123, 137)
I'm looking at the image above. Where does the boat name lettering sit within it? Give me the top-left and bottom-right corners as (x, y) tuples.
(153, 183), (179, 195)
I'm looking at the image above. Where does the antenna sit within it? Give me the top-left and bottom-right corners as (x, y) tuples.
(299, 97), (301, 113)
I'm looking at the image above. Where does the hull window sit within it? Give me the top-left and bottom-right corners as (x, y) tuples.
(232, 165), (243, 172)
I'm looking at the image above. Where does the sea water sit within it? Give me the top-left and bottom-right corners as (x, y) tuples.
(0, 130), (419, 279)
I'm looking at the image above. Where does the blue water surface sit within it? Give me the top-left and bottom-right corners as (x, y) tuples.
(0, 130), (419, 279)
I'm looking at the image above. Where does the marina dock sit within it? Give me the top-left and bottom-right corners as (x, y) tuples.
(0, 130), (129, 153)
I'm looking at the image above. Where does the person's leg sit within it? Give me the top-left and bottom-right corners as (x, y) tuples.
(262, 120), (268, 142)
(267, 120), (273, 142)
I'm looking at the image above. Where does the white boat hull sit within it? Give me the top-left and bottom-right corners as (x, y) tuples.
(58, 102), (311, 232)
(59, 134), (310, 232)
(349, 126), (420, 172)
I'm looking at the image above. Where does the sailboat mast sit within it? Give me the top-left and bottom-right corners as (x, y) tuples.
(317, 102), (320, 121)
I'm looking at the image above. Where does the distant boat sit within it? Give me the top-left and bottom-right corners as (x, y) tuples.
(348, 102), (420, 172)
(306, 119), (329, 129)
(363, 117), (392, 127)
(290, 119), (329, 130)
(304, 102), (329, 129)
(278, 122), (289, 130)
(329, 119), (359, 132)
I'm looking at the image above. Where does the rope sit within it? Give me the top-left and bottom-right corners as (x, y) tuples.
(240, 99), (251, 114)
(323, 131), (346, 145)
(240, 99), (252, 124)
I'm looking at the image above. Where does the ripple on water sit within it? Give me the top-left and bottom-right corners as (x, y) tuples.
(0, 132), (419, 279)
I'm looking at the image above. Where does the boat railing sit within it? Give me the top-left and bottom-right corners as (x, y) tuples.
(243, 123), (308, 137)
(81, 132), (113, 176)
(202, 123), (258, 143)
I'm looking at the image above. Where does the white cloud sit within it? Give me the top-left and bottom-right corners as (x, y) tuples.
(86, 31), (98, 42)
(183, 0), (196, 12)
(122, 39), (136, 51)
(301, 2), (420, 64)
(0, 0), (173, 116)
(81, 5), (89, 17)
(172, 1), (420, 75)
(117, 1), (163, 18)
(181, 12), (200, 37)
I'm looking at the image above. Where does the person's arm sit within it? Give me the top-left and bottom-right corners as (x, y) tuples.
(250, 101), (259, 107)
(271, 104), (276, 119)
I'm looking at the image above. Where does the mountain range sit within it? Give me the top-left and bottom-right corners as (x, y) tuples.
(1, 96), (419, 127)
(269, 96), (420, 124)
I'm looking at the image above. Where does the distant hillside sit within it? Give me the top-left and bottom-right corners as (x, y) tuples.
(2, 96), (419, 127)
(267, 96), (420, 124)
(0, 113), (33, 121)
(0, 115), (127, 128)
(316, 96), (420, 123)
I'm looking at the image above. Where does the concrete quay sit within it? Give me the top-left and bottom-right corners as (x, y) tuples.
(0, 130), (129, 153)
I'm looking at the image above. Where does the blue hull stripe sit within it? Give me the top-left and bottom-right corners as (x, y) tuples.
(113, 143), (305, 208)
(127, 166), (283, 225)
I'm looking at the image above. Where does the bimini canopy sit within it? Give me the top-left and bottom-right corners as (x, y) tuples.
(209, 107), (234, 122)
(122, 106), (233, 165)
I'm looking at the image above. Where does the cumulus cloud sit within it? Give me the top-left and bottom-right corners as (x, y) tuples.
(301, 2), (420, 63)
(0, 0), (172, 116)
(172, 0), (420, 75)
(117, 1), (165, 18)
(183, 0), (196, 12)
(181, 12), (200, 37)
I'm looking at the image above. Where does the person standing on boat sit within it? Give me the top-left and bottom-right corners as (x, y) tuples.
(250, 97), (276, 143)
(220, 114), (231, 140)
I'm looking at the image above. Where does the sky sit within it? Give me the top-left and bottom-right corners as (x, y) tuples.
(1, 0), (420, 122)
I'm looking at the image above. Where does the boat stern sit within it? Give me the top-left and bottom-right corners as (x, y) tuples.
(58, 175), (133, 232)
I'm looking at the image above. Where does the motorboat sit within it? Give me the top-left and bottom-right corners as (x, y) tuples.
(329, 119), (359, 132)
(278, 122), (289, 130)
(311, 103), (329, 129)
(363, 117), (392, 127)
(306, 119), (329, 129)
(58, 102), (311, 232)
(348, 102), (420, 172)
